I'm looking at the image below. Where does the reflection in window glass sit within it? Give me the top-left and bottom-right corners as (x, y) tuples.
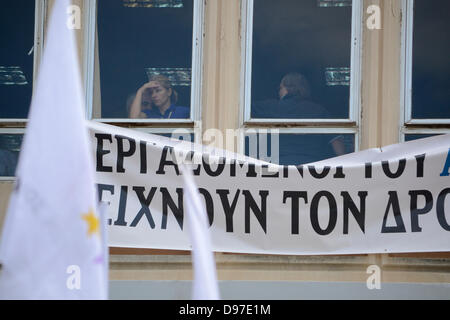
(245, 133), (354, 166)
(97, 0), (194, 119)
(0, 134), (23, 177)
(250, 0), (352, 119)
(412, 0), (450, 119)
(404, 134), (440, 142)
(0, 1), (35, 119)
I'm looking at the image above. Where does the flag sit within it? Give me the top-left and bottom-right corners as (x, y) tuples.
(181, 164), (220, 300)
(0, 0), (107, 299)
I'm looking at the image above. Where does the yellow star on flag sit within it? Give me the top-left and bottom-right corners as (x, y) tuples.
(82, 209), (100, 237)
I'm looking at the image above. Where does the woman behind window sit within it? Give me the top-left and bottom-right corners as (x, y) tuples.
(129, 74), (190, 119)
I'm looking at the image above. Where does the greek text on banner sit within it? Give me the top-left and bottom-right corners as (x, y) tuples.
(88, 121), (450, 255)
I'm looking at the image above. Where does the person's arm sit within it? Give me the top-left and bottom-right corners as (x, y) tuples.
(129, 83), (152, 118)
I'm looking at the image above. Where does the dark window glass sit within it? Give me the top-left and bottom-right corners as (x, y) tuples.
(250, 0), (352, 119)
(245, 133), (355, 165)
(412, 0), (450, 119)
(97, 0), (194, 119)
(157, 132), (194, 142)
(0, 1), (35, 119)
(0, 134), (23, 177)
(404, 133), (441, 142)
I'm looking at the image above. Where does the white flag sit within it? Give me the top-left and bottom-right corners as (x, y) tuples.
(181, 164), (220, 300)
(0, 0), (107, 299)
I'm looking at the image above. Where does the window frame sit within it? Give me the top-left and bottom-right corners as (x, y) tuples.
(0, 0), (46, 124)
(127, 126), (199, 144)
(400, 0), (450, 127)
(83, 0), (205, 125)
(240, 0), (363, 125)
(0, 0), (46, 180)
(401, 128), (450, 143)
(239, 0), (362, 164)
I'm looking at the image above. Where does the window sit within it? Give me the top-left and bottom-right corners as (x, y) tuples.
(245, 129), (356, 165)
(0, 0), (44, 178)
(87, 0), (203, 125)
(0, 1), (38, 119)
(401, 0), (450, 140)
(404, 133), (440, 142)
(0, 131), (23, 178)
(242, 0), (362, 165)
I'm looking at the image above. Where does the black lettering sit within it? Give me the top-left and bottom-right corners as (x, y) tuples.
(342, 191), (367, 234)
(246, 163), (258, 178)
(283, 165), (289, 178)
(409, 190), (433, 232)
(296, 165), (304, 178)
(437, 188), (450, 231)
(199, 188), (214, 226)
(310, 191), (337, 235)
(243, 190), (268, 234)
(130, 187), (157, 228)
(382, 159), (406, 179)
(114, 185), (128, 226)
(308, 166), (331, 179)
(365, 162), (372, 178)
(229, 159), (241, 177)
(333, 166), (345, 179)
(140, 141), (147, 174)
(115, 135), (136, 173)
(156, 146), (180, 175)
(160, 188), (184, 230)
(95, 134), (113, 172)
(415, 154), (425, 178)
(229, 159), (257, 178)
(202, 154), (226, 177)
(216, 189), (240, 232)
(381, 191), (406, 233)
(283, 191), (308, 235)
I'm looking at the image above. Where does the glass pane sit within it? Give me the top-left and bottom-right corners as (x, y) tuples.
(0, 1), (35, 119)
(155, 132), (194, 142)
(404, 133), (441, 142)
(96, 0), (194, 119)
(0, 134), (23, 177)
(250, 0), (352, 119)
(245, 133), (355, 165)
(412, 0), (450, 119)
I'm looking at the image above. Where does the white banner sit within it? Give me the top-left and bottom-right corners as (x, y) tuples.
(88, 121), (450, 255)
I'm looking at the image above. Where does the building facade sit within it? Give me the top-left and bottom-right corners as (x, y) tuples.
(0, 0), (449, 299)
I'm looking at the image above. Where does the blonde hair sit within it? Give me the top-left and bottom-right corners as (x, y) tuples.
(149, 74), (178, 105)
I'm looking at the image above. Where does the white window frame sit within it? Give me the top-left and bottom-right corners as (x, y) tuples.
(239, 0), (362, 163)
(240, 0), (363, 125)
(400, 128), (450, 143)
(0, 0), (46, 124)
(400, 0), (450, 127)
(83, 0), (204, 125)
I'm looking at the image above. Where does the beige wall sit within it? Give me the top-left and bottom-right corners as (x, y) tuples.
(0, 183), (14, 240)
(361, 0), (402, 149)
(1, 0), (449, 285)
